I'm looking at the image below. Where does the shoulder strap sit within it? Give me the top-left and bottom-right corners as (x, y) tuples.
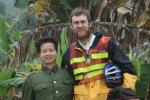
(96, 36), (111, 51)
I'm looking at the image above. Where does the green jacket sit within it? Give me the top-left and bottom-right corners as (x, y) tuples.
(22, 65), (74, 100)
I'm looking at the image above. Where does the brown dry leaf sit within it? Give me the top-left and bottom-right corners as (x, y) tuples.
(134, 11), (149, 27)
(31, 0), (51, 16)
(141, 18), (150, 30)
(110, 0), (126, 6)
(19, 32), (33, 63)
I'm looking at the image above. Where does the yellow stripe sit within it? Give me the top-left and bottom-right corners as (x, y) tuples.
(70, 52), (108, 64)
(91, 52), (108, 59)
(70, 57), (85, 64)
(73, 63), (106, 75)
(87, 70), (103, 78)
(75, 75), (83, 80)
(75, 70), (103, 80)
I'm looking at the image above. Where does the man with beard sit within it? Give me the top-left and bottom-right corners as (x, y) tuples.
(22, 37), (74, 100)
(62, 7), (137, 100)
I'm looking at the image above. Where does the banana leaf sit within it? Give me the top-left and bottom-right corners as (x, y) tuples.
(56, 27), (69, 66)
(0, 19), (10, 51)
(135, 64), (150, 99)
(0, 68), (13, 96)
(10, 10), (38, 32)
(0, 19), (11, 65)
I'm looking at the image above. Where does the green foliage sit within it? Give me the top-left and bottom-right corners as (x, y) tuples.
(0, 19), (11, 65)
(137, 46), (150, 64)
(14, 0), (37, 9)
(0, 67), (13, 96)
(0, 1), (5, 15)
(1, 0), (150, 99)
(20, 59), (41, 71)
(27, 39), (37, 61)
(0, 19), (22, 66)
(0, 0), (24, 25)
(131, 59), (141, 77)
(0, 19), (10, 51)
(0, 58), (41, 96)
(129, 45), (150, 99)
(50, 0), (78, 22)
(12, 31), (21, 41)
(57, 27), (69, 66)
(135, 64), (150, 99)
(14, 0), (80, 22)
(10, 10), (38, 32)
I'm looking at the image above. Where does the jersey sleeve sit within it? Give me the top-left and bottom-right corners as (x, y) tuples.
(108, 39), (136, 75)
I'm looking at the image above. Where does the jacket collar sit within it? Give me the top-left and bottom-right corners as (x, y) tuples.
(41, 64), (58, 74)
(75, 32), (102, 51)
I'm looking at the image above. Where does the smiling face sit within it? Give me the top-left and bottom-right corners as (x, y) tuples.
(39, 42), (57, 66)
(71, 14), (91, 41)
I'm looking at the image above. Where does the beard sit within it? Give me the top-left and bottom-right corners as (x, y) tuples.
(75, 29), (92, 41)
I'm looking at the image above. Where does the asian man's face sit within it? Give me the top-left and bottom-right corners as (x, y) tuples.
(40, 42), (57, 66)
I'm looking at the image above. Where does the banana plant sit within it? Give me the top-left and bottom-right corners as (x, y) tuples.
(129, 43), (150, 99)
(57, 27), (69, 66)
(0, 19), (11, 65)
(136, 43), (150, 99)
(0, 67), (14, 96)
(0, 58), (41, 99)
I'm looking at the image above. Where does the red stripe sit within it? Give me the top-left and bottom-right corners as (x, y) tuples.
(79, 74), (104, 85)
